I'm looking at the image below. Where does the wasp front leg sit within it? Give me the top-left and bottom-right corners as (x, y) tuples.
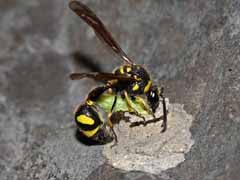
(123, 91), (147, 124)
(134, 96), (155, 117)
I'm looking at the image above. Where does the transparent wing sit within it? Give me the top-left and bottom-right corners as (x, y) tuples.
(69, 1), (133, 64)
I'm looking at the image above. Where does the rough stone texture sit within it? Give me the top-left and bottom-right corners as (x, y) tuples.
(0, 0), (240, 180)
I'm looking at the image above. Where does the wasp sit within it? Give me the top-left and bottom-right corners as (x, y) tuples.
(74, 86), (153, 145)
(69, 1), (168, 144)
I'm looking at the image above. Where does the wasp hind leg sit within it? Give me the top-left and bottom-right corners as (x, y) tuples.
(107, 112), (118, 148)
(107, 95), (119, 148)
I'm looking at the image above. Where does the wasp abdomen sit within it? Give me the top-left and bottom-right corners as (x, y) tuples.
(75, 105), (103, 138)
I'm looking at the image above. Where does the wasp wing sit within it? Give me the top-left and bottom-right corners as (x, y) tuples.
(70, 72), (135, 82)
(69, 1), (133, 64)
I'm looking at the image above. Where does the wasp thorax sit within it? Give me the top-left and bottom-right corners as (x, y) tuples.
(113, 65), (151, 94)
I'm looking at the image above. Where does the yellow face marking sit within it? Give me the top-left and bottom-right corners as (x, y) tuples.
(144, 80), (152, 93)
(132, 84), (140, 91)
(126, 67), (131, 72)
(77, 115), (94, 125)
(120, 67), (124, 74)
(81, 126), (100, 137)
(133, 75), (141, 81)
(86, 100), (93, 105)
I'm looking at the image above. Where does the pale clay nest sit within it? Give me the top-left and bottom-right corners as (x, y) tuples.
(103, 99), (194, 174)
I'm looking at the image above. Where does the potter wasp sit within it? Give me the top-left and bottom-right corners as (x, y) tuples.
(69, 1), (168, 145)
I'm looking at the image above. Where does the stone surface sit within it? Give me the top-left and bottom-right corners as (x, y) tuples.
(0, 0), (240, 180)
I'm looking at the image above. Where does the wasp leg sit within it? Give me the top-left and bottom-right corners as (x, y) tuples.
(160, 87), (167, 132)
(134, 96), (154, 117)
(111, 95), (117, 112)
(108, 112), (132, 147)
(108, 95), (120, 147)
(107, 113), (118, 148)
(110, 111), (130, 124)
(124, 91), (146, 125)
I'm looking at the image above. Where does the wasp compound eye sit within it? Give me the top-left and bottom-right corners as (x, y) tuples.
(147, 86), (160, 113)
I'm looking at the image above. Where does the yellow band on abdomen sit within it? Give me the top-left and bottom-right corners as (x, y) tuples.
(81, 126), (100, 137)
(77, 115), (95, 125)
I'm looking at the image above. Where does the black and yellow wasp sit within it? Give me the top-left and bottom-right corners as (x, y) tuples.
(74, 85), (156, 145)
(69, 1), (168, 144)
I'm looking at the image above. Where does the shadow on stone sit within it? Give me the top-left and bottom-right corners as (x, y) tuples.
(74, 129), (112, 146)
(129, 113), (166, 128)
(71, 51), (103, 72)
(75, 129), (101, 146)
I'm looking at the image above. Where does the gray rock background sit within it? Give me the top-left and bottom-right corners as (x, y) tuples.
(0, 0), (240, 179)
